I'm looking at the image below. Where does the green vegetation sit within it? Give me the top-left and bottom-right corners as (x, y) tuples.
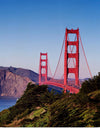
(0, 73), (100, 127)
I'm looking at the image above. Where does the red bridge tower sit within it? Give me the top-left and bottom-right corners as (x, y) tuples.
(39, 53), (48, 84)
(64, 28), (79, 88)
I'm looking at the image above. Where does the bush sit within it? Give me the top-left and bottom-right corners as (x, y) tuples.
(80, 73), (100, 94)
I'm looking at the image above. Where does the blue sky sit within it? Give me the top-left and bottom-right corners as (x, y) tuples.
(0, 0), (100, 77)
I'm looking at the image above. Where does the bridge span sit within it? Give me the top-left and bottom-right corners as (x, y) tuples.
(38, 28), (92, 94)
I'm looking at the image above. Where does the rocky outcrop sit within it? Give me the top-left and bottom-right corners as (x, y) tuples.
(0, 69), (35, 98)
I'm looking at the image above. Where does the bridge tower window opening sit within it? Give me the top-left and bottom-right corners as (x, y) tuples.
(68, 58), (76, 68)
(68, 73), (75, 86)
(68, 33), (77, 41)
(68, 45), (76, 53)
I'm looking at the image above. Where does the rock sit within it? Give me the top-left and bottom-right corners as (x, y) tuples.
(0, 68), (36, 98)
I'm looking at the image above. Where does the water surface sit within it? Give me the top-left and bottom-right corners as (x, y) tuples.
(0, 96), (17, 112)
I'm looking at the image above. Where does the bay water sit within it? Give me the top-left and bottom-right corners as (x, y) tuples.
(0, 96), (17, 112)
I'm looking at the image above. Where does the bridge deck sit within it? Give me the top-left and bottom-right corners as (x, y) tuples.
(40, 81), (79, 94)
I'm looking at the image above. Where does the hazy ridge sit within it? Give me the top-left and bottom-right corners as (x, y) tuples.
(0, 66), (38, 97)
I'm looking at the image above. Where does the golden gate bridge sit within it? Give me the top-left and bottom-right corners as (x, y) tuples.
(38, 28), (92, 93)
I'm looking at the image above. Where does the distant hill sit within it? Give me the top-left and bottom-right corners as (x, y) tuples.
(0, 66), (39, 97)
(0, 66), (39, 82)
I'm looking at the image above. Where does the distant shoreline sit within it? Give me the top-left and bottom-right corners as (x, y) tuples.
(0, 96), (17, 99)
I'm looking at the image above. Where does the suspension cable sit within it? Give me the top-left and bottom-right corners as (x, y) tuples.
(48, 60), (53, 78)
(53, 34), (65, 79)
(79, 34), (92, 78)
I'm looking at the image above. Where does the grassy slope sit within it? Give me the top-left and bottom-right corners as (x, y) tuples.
(0, 73), (100, 127)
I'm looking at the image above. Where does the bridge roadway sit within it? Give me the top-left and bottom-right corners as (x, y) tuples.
(40, 81), (79, 94)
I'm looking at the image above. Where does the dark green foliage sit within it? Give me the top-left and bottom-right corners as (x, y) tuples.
(40, 89), (63, 104)
(80, 72), (100, 94)
(0, 109), (11, 126)
(49, 95), (86, 127)
(48, 73), (100, 127)
(49, 98), (69, 127)
(93, 105), (100, 127)
(0, 83), (62, 126)
(19, 118), (33, 126)
(7, 83), (48, 121)
(0, 73), (100, 127)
